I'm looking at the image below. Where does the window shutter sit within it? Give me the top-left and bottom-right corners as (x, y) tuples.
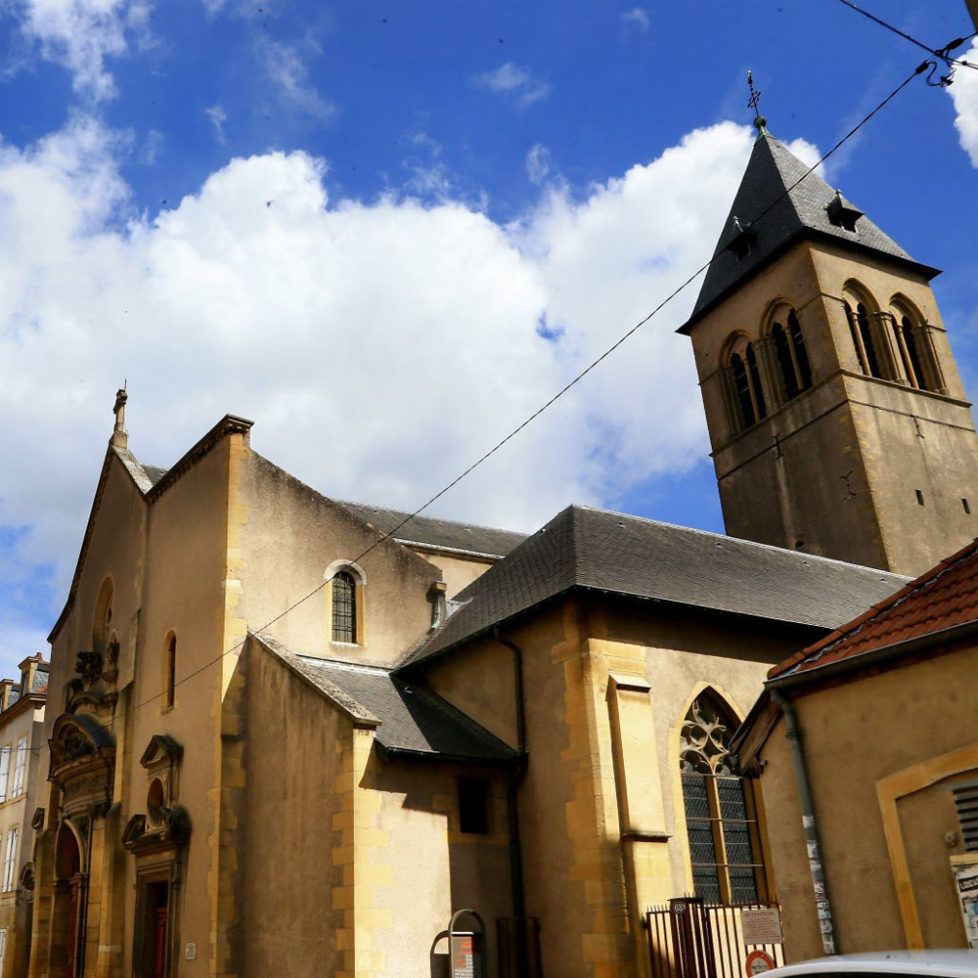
(953, 781), (978, 851)
(12, 738), (26, 796)
(3, 828), (17, 892)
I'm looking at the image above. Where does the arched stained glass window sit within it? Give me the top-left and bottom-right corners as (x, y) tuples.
(332, 571), (357, 644)
(680, 692), (764, 905)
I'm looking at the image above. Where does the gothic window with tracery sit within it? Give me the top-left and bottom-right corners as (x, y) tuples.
(680, 691), (765, 905)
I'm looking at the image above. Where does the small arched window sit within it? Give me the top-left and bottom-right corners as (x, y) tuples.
(890, 299), (941, 394)
(844, 300), (883, 378)
(680, 691), (765, 905)
(163, 634), (176, 710)
(730, 354), (755, 429)
(332, 572), (358, 644)
(899, 315), (927, 390)
(771, 310), (812, 403)
(727, 338), (767, 432)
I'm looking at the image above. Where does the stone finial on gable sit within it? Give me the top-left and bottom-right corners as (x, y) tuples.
(111, 387), (128, 449)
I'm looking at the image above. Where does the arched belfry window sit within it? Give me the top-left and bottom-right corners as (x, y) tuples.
(770, 310), (812, 402)
(844, 292), (884, 379)
(726, 336), (767, 433)
(680, 691), (765, 905)
(332, 571), (358, 644)
(890, 298), (944, 394)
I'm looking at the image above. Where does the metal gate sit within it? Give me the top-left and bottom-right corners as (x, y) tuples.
(645, 898), (785, 978)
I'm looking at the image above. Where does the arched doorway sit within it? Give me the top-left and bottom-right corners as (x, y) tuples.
(52, 824), (82, 978)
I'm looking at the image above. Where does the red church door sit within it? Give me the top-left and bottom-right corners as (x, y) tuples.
(152, 907), (168, 978)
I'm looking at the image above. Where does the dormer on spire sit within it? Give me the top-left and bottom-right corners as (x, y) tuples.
(825, 189), (864, 233)
(111, 387), (128, 450)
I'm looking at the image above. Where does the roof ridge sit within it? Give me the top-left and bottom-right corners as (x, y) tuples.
(571, 503), (905, 577)
(337, 499), (526, 534)
(297, 656), (390, 677)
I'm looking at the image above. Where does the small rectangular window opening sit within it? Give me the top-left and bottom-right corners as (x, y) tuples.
(458, 777), (489, 835)
(916, 489), (925, 506)
(963, 498), (971, 515)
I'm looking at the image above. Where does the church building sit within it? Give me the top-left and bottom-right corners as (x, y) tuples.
(25, 119), (978, 978)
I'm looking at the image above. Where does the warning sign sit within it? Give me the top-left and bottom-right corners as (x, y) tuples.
(741, 908), (784, 945)
(745, 949), (776, 976)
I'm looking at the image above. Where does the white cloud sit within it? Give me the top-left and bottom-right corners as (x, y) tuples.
(256, 34), (335, 119)
(205, 104), (228, 144)
(950, 40), (978, 167)
(621, 7), (650, 32)
(475, 62), (551, 108)
(138, 127), (163, 164)
(0, 114), (767, 668)
(11, 0), (144, 102)
(525, 144), (552, 185)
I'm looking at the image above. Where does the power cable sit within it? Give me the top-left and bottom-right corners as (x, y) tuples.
(28, 57), (938, 743)
(837, 0), (978, 82)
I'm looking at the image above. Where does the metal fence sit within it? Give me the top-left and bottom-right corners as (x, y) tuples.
(646, 898), (785, 978)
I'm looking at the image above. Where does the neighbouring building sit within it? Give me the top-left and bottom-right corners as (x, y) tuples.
(25, 118), (978, 978)
(0, 655), (48, 978)
(734, 534), (978, 957)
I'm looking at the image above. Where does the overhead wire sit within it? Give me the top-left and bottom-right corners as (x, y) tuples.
(26, 56), (942, 748)
(837, 0), (978, 80)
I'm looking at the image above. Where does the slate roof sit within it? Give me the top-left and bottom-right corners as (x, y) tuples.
(769, 536), (978, 682)
(339, 502), (527, 559)
(680, 132), (938, 333)
(253, 633), (517, 763)
(401, 504), (907, 667)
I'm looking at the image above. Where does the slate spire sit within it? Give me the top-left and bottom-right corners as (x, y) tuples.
(680, 131), (937, 333)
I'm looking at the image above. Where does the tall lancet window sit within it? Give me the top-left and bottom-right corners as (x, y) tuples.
(332, 571), (357, 644)
(680, 691), (765, 904)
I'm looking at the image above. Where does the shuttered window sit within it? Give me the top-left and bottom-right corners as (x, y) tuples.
(3, 828), (17, 892)
(953, 780), (978, 851)
(12, 738), (26, 796)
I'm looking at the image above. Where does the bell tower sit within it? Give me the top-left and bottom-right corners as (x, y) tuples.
(680, 122), (978, 577)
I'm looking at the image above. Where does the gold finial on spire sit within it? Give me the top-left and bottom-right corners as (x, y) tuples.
(111, 385), (128, 450)
(747, 69), (768, 138)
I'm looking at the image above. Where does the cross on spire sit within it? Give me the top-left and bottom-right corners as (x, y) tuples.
(747, 69), (768, 138)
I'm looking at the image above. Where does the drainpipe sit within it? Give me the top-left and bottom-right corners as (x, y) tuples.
(495, 631), (530, 975)
(770, 689), (837, 956)
(494, 633), (527, 919)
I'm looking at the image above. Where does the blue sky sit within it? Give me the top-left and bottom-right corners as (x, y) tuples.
(1, 0), (977, 675)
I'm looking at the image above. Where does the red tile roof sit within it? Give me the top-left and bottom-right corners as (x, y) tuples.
(769, 536), (978, 681)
